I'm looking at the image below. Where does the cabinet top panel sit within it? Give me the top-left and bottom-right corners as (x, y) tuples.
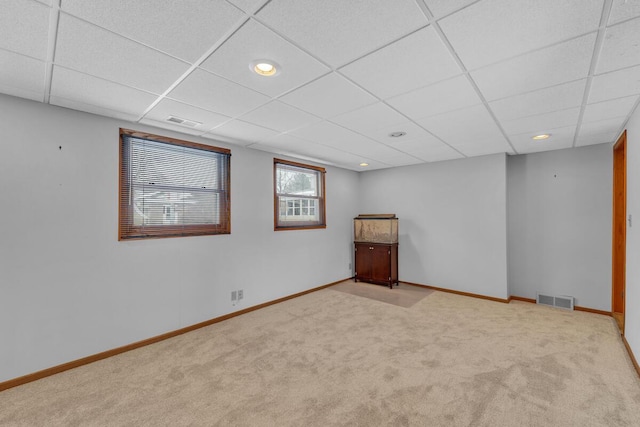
(354, 214), (396, 219)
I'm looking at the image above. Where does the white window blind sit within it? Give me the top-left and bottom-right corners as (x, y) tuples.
(119, 129), (230, 239)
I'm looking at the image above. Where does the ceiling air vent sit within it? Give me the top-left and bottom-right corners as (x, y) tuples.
(166, 115), (201, 128)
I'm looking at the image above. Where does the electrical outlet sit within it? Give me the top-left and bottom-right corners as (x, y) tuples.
(348, 263), (352, 270)
(231, 291), (237, 302)
(238, 290), (243, 300)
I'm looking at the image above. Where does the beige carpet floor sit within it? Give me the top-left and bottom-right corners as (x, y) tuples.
(331, 280), (434, 307)
(1, 281), (640, 426)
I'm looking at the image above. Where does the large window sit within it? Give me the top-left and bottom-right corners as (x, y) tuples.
(119, 129), (230, 240)
(274, 158), (326, 230)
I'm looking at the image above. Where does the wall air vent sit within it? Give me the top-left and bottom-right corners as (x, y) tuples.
(536, 292), (574, 310)
(166, 115), (201, 128)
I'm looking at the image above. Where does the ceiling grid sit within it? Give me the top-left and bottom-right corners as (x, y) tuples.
(572, 0), (614, 148)
(1, 0), (638, 170)
(42, 0), (61, 103)
(415, 0), (518, 155)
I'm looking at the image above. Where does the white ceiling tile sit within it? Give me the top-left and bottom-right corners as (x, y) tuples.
(0, 0), (50, 60)
(137, 118), (209, 137)
(256, 0), (427, 67)
(168, 68), (270, 117)
(308, 150), (370, 168)
(387, 75), (482, 120)
(254, 134), (373, 168)
(0, 84), (43, 102)
(589, 65), (640, 103)
(490, 79), (586, 121)
(258, 133), (315, 150)
(330, 102), (407, 134)
(248, 141), (291, 156)
(442, 143), (503, 159)
(289, 121), (395, 157)
(384, 156), (426, 167)
(439, 0), (604, 70)
(384, 136), (449, 153)
(226, 0), (269, 14)
(510, 125), (576, 153)
(199, 132), (243, 146)
(50, 96), (140, 122)
(288, 121), (363, 144)
(412, 144), (465, 162)
(201, 19), (330, 97)
(298, 144), (385, 168)
(237, 100), (319, 132)
(279, 73), (377, 118)
(251, 143), (336, 166)
(472, 33), (596, 101)
(423, 0), (478, 18)
(339, 27), (461, 99)
(416, 104), (504, 143)
(55, 13), (190, 94)
(50, 66), (158, 117)
(2, 0), (638, 167)
(383, 137), (464, 162)
(378, 153), (425, 167)
(361, 143), (413, 162)
(579, 116), (626, 136)
(501, 107), (580, 135)
(331, 106), (447, 149)
(360, 121), (442, 146)
(575, 133), (618, 146)
(608, 0), (640, 25)
(454, 140), (513, 157)
(582, 95), (639, 123)
(144, 98), (231, 131)
(206, 119), (279, 145)
(61, 0), (245, 62)
(234, 134), (396, 169)
(0, 50), (45, 99)
(596, 17), (640, 74)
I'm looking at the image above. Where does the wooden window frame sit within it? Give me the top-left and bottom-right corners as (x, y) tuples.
(273, 158), (326, 231)
(119, 128), (231, 240)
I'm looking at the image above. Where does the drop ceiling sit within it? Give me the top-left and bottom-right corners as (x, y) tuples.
(2, 0), (639, 171)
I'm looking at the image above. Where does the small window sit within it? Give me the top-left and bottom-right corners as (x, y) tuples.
(274, 158), (326, 230)
(119, 129), (230, 240)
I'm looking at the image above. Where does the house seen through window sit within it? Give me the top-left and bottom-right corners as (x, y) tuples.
(274, 158), (326, 230)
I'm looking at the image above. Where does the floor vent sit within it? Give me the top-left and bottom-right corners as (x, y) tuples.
(536, 292), (574, 310)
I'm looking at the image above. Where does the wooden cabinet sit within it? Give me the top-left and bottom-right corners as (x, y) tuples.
(354, 242), (398, 288)
(353, 214), (398, 288)
(353, 214), (399, 288)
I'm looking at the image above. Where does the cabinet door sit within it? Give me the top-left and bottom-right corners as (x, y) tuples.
(355, 243), (371, 279)
(370, 245), (391, 282)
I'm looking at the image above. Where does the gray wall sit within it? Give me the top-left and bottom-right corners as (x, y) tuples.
(0, 92), (624, 384)
(507, 144), (612, 310)
(0, 95), (360, 382)
(358, 154), (509, 299)
(624, 101), (640, 364)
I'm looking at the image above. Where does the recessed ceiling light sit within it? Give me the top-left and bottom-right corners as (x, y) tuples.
(532, 133), (551, 140)
(389, 131), (406, 138)
(360, 162), (369, 167)
(251, 59), (280, 77)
